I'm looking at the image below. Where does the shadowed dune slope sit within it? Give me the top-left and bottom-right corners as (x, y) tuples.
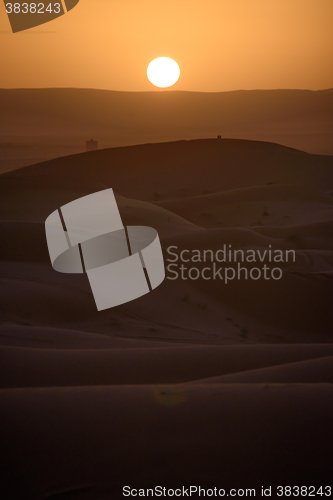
(1, 139), (333, 499)
(1, 385), (332, 499)
(2, 139), (333, 206)
(1, 344), (333, 388)
(1, 139), (333, 343)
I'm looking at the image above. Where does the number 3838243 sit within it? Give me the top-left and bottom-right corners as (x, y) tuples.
(5, 3), (61, 14)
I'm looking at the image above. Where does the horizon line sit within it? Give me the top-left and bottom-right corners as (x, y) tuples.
(0, 87), (332, 94)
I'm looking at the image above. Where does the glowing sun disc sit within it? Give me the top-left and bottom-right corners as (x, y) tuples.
(147, 57), (180, 88)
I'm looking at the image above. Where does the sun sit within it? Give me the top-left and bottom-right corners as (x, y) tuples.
(147, 57), (180, 88)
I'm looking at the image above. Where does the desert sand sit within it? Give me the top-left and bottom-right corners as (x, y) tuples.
(0, 138), (332, 499)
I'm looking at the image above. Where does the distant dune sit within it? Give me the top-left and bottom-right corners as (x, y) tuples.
(0, 87), (332, 154)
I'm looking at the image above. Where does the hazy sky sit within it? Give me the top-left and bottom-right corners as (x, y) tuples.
(1, 0), (332, 91)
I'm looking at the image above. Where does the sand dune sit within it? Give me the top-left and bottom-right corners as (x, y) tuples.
(4, 140), (333, 205)
(0, 324), (181, 349)
(186, 355), (333, 384)
(1, 384), (332, 499)
(158, 184), (333, 228)
(1, 344), (333, 388)
(1, 139), (333, 343)
(0, 138), (332, 498)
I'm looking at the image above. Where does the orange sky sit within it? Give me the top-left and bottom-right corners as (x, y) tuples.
(0, 0), (332, 91)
